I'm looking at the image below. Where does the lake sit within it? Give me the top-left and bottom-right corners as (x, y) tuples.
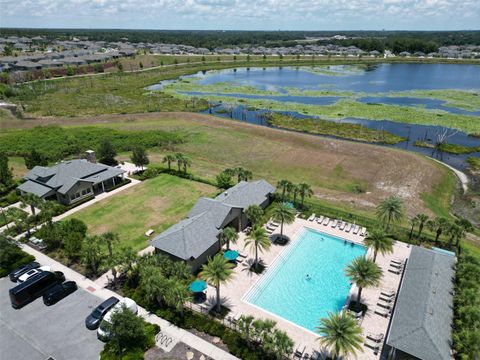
(148, 64), (480, 170)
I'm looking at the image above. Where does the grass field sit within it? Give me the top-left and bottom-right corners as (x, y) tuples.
(67, 174), (217, 252)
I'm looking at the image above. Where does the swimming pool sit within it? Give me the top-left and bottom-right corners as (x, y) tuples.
(244, 228), (366, 332)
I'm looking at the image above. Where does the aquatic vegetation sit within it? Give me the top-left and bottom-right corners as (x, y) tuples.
(466, 157), (480, 171)
(414, 140), (480, 154)
(386, 89), (480, 111)
(301, 64), (369, 76)
(267, 113), (405, 144)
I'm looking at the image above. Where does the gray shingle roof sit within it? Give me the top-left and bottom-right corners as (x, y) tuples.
(23, 159), (124, 195)
(386, 246), (455, 360)
(150, 211), (221, 260)
(215, 180), (275, 209)
(17, 180), (55, 198)
(151, 180), (275, 260)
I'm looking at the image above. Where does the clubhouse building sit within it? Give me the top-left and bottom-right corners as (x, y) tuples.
(150, 180), (275, 271)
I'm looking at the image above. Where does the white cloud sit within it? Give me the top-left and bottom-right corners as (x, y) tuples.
(0, 0), (478, 29)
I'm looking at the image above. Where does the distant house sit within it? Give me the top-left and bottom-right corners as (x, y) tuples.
(11, 61), (42, 71)
(384, 246), (455, 360)
(151, 180), (275, 271)
(18, 155), (125, 205)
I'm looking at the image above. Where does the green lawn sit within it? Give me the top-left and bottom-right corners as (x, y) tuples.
(68, 174), (217, 252)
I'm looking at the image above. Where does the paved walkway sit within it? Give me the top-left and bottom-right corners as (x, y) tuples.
(20, 244), (238, 360)
(0, 202), (41, 234)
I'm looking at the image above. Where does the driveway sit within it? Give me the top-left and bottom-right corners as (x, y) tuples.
(0, 278), (104, 360)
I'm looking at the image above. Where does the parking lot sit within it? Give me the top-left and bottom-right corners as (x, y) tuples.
(0, 277), (105, 360)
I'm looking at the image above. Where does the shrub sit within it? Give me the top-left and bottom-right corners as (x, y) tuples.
(0, 235), (35, 277)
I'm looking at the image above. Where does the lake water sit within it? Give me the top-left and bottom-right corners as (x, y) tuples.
(148, 64), (480, 169)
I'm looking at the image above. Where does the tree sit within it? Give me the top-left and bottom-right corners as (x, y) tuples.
(200, 254), (234, 313)
(298, 183), (313, 209)
(0, 234), (34, 275)
(409, 216), (418, 240)
(415, 213), (429, 239)
(98, 139), (117, 166)
(345, 257), (382, 309)
(64, 232), (84, 261)
(316, 311), (363, 360)
(181, 156), (191, 174)
(81, 235), (104, 276)
(245, 204), (264, 228)
(289, 183), (300, 206)
(140, 266), (170, 307)
(245, 227), (270, 271)
(0, 152), (12, 186)
(162, 154), (176, 171)
(164, 280), (192, 318)
(235, 167), (252, 183)
(427, 217), (450, 244)
(276, 180), (291, 202)
(219, 226), (238, 250)
(103, 307), (154, 359)
(130, 147), (149, 170)
(39, 200), (57, 227)
(363, 227), (394, 262)
(20, 193), (42, 216)
(454, 218), (474, 251)
(237, 315), (255, 345)
(216, 171), (234, 189)
(24, 149), (48, 170)
(174, 153), (185, 172)
(271, 202), (295, 239)
(101, 232), (120, 286)
(376, 196), (404, 230)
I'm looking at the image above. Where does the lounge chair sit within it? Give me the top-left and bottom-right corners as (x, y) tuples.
(364, 339), (381, 354)
(316, 216), (324, 224)
(359, 227), (367, 236)
(345, 223), (352, 232)
(271, 221), (280, 227)
(391, 259), (405, 266)
(379, 296), (394, 304)
(381, 289), (396, 298)
(330, 219), (338, 228)
(353, 225), (360, 234)
(377, 302), (392, 309)
(389, 266), (404, 275)
(323, 217), (330, 226)
(294, 345), (306, 359)
(375, 307), (391, 317)
(389, 262), (404, 269)
(308, 213), (316, 221)
(339, 222), (346, 230)
(366, 333), (384, 342)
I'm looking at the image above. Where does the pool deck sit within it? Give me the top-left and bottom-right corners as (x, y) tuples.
(206, 216), (412, 359)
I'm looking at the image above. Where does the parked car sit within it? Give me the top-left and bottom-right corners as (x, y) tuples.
(85, 296), (120, 330)
(43, 281), (78, 306)
(97, 297), (138, 341)
(17, 266), (51, 283)
(9, 262), (40, 282)
(29, 237), (47, 250)
(9, 271), (65, 309)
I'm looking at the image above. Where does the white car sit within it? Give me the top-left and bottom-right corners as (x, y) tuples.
(97, 297), (138, 340)
(17, 266), (51, 283)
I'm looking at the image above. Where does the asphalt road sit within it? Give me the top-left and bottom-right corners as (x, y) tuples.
(0, 277), (105, 360)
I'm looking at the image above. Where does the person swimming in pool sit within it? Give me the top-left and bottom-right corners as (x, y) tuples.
(305, 274), (312, 281)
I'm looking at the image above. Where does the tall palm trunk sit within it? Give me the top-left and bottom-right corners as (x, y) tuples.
(255, 245), (258, 270)
(356, 287), (363, 310)
(435, 229), (442, 243)
(30, 204), (36, 216)
(373, 250), (378, 263)
(216, 285), (221, 312)
(280, 219), (284, 238)
(409, 223), (415, 239)
(301, 195), (305, 209)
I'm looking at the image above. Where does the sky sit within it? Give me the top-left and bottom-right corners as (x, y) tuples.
(1, 0), (479, 31)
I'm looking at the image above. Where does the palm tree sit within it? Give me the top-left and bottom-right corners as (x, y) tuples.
(427, 217), (450, 244)
(298, 183), (313, 209)
(219, 226), (238, 250)
(276, 179), (291, 202)
(285, 182), (296, 203)
(164, 280), (192, 318)
(454, 218), (473, 251)
(345, 257), (382, 309)
(376, 196), (404, 230)
(174, 153), (185, 172)
(363, 228), (394, 262)
(245, 204), (264, 228)
(245, 227), (270, 271)
(162, 154), (176, 171)
(409, 217), (418, 240)
(271, 202), (295, 239)
(20, 193), (42, 216)
(200, 254), (234, 313)
(316, 311), (363, 360)
(237, 315), (255, 345)
(415, 213), (429, 239)
(100, 232), (119, 286)
(272, 329), (294, 359)
(182, 156), (191, 174)
(140, 266), (170, 306)
(81, 235), (104, 277)
(235, 167), (252, 183)
(290, 184), (300, 206)
(39, 200), (57, 227)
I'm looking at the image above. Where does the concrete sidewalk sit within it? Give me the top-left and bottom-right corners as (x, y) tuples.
(20, 244), (239, 360)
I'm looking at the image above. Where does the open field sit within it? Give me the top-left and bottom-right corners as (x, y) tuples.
(5, 111), (454, 219)
(67, 174), (217, 251)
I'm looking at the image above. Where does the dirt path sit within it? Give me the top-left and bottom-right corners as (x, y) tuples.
(428, 157), (468, 193)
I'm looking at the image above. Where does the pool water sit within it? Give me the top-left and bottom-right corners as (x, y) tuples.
(244, 228), (366, 332)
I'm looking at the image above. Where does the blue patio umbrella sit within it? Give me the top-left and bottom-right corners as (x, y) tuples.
(224, 250), (239, 261)
(189, 279), (207, 293)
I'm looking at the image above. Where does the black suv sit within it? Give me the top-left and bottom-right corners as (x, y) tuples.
(85, 296), (120, 330)
(9, 262), (40, 282)
(43, 281), (77, 306)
